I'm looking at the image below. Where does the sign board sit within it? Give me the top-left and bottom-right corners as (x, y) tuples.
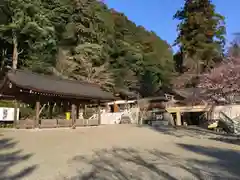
(152, 111), (164, 121)
(0, 107), (19, 121)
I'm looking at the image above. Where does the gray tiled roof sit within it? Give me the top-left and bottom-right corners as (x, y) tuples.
(2, 70), (115, 100)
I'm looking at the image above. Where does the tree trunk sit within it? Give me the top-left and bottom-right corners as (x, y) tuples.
(12, 33), (18, 70)
(1, 49), (7, 71)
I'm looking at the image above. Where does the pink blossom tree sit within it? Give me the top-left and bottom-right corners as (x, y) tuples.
(198, 57), (240, 103)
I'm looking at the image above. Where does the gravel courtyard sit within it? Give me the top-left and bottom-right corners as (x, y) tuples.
(1, 125), (240, 180)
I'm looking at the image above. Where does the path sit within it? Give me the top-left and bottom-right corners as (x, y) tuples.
(0, 125), (240, 180)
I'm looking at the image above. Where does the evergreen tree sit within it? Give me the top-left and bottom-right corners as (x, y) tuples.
(0, 0), (58, 72)
(174, 0), (226, 73)
(53, 44), (114, 90)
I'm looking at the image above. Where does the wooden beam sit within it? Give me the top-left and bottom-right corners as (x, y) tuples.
(84, 104), (87, 117)
(166, 105), (211, 113)
(76, 104), (80, 119)
(98, 102), (101, 125)
(71, 103), (76, 129)
(13, 100), (18, 128)
(176, 111), (182, 126)
(35, 100), (40, 128)
(137, 93), (142, 125)
(62, 101), (67, 113)
(48, 102), (54, 119)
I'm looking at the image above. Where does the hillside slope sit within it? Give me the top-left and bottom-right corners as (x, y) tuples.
(0, 0), (174, 96)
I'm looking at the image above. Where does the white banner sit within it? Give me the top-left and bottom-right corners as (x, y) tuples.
(0, 107), (19, 121)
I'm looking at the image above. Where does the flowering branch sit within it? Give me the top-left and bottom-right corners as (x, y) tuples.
(198, 57), (240, 103)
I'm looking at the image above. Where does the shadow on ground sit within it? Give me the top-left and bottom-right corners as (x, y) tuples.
(0, 135), (37, 180)
(68, 145), (240, 180)
(177, 143), (240, 179)
(145, 125), (240, 145)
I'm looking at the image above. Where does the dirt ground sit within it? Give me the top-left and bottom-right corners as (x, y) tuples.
(0, 125), (240, 180)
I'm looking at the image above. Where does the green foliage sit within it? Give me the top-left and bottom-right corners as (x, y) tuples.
(174, 0), (226, 72)
(0, 122), (13, 128)
(19, 106), (35, 119)
(108, 11), (174, 95)
(53, 43), (115, 90)
(0, 100), (14, 107)
(0, 0), (62, 72)
(0, 0), (174, 97)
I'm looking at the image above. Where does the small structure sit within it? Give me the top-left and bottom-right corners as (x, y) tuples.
(137, 96), (169, 125)
(114, 88), (139, 100)
(163, 88), (208, 126)
(164, 88), (240, 127)
(0, 70), (115, 128)
(100, 100), (139, 125)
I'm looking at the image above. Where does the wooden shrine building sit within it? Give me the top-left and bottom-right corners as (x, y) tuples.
(0, 70), (115, 128)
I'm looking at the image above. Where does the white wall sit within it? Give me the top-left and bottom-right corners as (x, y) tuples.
(211, 105), (240, 120)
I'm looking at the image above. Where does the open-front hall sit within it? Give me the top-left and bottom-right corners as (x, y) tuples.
(0, 69), (115, 129)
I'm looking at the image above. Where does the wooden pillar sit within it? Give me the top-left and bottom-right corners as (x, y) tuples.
(183, 112), (189, 126)
(105, 104), (109, 112)
(76, 104), (80, 119)
(81, 104), (87, 125)
(84, 104), (87, 117)
(35, 101), (40, 128)
(71, 103), (76, 129)
(79, 104), (84, 119)
(48, 102), (54, 119)
(59, 101), (64, 114)
(98, 102), (101, 125)
(56, 101), (62, 114)
(137, 93), (142, 125)
(176, 111), (182, 126)
(62, 101), (67, 113)
(13, 100), (18, 128)
(113, 102), (119, 112)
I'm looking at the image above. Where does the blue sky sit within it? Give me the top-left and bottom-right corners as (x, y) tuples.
(104, 0), (240, 51)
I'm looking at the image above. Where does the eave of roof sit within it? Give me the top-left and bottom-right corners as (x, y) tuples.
(114, 88), (138, 99)
(1, 70), (115, 100)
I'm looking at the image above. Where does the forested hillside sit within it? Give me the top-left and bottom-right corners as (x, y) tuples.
(0, 0), (174, 97)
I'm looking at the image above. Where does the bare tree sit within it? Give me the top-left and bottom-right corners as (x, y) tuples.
(228, 33), (240, 58)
